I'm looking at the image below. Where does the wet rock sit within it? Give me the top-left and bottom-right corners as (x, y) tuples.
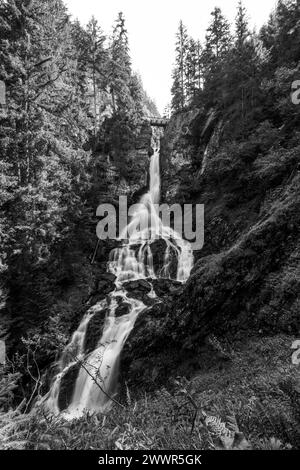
(96, 272), (116, 297)
(150, 239), (178, 278)
(83, 308), (108, 354)
(120, 301), (168, 389)
(148, 147), (154, 157)
(149, 239), (165, 274)
(125, 293), (154, 307)
(58, 362), (81, 411)
(152, 278), (182, 297)
(160, 108), (201, 204)
(114, 299), (131, 317)
(123, 279), (151, 293)
(98, 272), (116, 284)
(122, 279), (154, 306)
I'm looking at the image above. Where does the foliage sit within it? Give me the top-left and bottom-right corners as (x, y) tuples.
(0, 335), (298, 450)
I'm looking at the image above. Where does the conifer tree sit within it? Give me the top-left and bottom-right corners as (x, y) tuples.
(195, 40), (203, 90)
(85, 17), (106, 139)
(171, 21), (188, 112)
(108, 12), (132, 112)
(204, 7), (232, 69)
(171, 70), (183, 113)
(260, 0), (300, 68)
(129, 72), (145, 123)
(199, 7), (232, 108)
(235, 0), (250, 51)
(185, 37), (198, 104)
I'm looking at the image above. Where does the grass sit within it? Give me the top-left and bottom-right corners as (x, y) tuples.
(0, 333), (299, 450)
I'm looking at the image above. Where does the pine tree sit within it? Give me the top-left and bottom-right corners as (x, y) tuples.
(171, 69), (184, 113)
(85, 17), (106, 139)
(231, 1), (253, 119)
(185, 38), (204, 104)
(171, 21), (189, 112)
(204, 7), (232, 69)
(233, 3), (267, 121)
(108, 12), (132, 112)
(129, 72), (145, 123)
(260, 0), (300, 68)
(199, 7), (233, 108)
(195, 40), (203, 90)
(235, 0), (250, 51)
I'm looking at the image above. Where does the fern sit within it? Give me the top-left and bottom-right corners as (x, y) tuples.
(204, 414), (231, 438)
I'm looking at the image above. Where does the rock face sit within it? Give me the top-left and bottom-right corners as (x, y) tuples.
(97, 273), (116, 295)
(160, 108), (200, 204)
(91, 122), (153, 209)
(84, 307), (108, 354)
(150, 239), (178, 278)
(123, 279), (153, 306)
(88, 271), (117, 306)
(58, 363), (81, 411)
(114, 299), (131, 318)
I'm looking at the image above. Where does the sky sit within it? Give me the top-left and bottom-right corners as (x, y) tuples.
(64, 0), (277, 114)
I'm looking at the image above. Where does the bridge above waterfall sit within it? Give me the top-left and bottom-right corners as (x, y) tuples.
(143, 117), (169, 128)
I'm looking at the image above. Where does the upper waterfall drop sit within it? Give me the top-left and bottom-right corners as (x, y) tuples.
(149, 151), (160, 205)
(45, 148), (194, 418)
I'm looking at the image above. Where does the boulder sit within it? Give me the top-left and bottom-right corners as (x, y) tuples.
(152, 278), (182, 297)
(113, 297), (131, 317)
(123, 279), (151, 293)
(123, 279), (154, 306)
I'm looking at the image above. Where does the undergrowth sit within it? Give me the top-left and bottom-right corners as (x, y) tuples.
(0, 334), (299, 450)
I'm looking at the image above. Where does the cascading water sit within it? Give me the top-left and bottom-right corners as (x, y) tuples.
(46, 150), (193, 418)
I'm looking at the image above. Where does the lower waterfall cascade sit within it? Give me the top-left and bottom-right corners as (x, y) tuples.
(46, 150), (193, 418)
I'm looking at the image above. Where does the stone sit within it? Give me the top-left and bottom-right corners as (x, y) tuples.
(152, 278), (182, 297)
(58, 362), (81, 411)
(83, 308), (108, 354)
(123, 279), (151, 293)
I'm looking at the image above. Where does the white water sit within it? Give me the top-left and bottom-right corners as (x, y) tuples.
(46, 151), (193, 418)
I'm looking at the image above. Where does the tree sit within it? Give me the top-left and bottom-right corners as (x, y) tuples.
(171, 21), (189, 112)
(260, 0), (300, 68)
(198, 7), (234, 109)
(204, 7), (232, 70)
(108, 12), (132, 113)
(195, 40), (203, 90)
(185, 37), (198, 104)
(185, 38), (204, 104)
(85, 17), (106, 140)
(129, 72), (145, 123)
(235, 0), (250, 51)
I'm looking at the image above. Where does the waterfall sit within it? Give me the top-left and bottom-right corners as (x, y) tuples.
(46, 150), (193, 418)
